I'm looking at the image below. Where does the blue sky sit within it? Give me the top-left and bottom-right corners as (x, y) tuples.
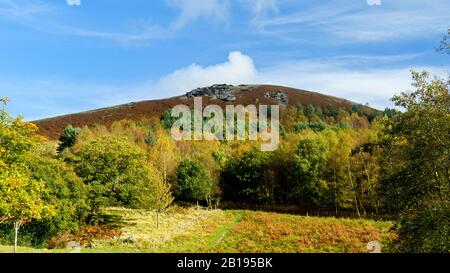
(0, 0), (449, 120)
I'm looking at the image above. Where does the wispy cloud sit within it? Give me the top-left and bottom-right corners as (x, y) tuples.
(167, 0), (229, 30)
(0, 0), (231, 46)
(0, 0), (52, 19)
(252, 0), (450, 42)
(240, 0), (278, 27)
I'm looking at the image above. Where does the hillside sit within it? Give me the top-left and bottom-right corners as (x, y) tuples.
(33, 84), (371, 140)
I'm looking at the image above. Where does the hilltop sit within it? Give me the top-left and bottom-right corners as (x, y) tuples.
(33, 84), (373, 140)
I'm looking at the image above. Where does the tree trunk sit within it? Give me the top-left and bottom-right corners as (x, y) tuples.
(156, 210), (160, 229)
(160, 144), (167, 184)
(333, 167), (338, 217)
(348, 163), (361, 218)
(13, 221), (19, 254)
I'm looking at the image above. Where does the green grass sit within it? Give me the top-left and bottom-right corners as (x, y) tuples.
(0, 208), (395, 253)
(0, 245), (70, 253)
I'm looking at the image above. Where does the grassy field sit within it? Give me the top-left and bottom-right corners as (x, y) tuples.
(0, 207), (395, 253)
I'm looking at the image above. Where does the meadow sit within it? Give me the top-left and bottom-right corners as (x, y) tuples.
(0, 208), (394, 253)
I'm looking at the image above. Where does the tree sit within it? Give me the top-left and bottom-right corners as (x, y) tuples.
(438, 28), (449, 55)
(72, 136), (154, 212)
(137, 168), (173, 228)
(176, 158), (213, 202)
(293, 122), (309, 133)
(57, 125), (81, 154)
(308, 121), (327, 132)
(24, 154), (91, 244)
(0, 97), (45, 166)
(379, 71), (449, 252)
(326, 130), (355, 215)
(0, 167), (55, 253)
(293, 135), (330, 206)
(161, 109), (177, 129)
(0, 97), (55, 252)
(220, 150), (270, 202)
(153, 178), (173, 228)
(148, 125), (180, 188)
(305, 104), (316, 116)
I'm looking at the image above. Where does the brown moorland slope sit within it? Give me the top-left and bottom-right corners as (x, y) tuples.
(33, 84), (373, 140)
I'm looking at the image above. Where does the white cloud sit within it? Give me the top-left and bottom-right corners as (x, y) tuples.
(166, 0), (229, 29)
(155, 51), (257, 96)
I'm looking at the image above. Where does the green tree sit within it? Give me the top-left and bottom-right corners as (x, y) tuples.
(24, 154), (91, 245)
(161, 109), (178, 129)
(220, 150), (270, 202)
(305, 104), (316, 116)
(176, 158), (213, 202)
(293, 122), (309, 133)
(0, 97), (55, 252)
(72, 136), (156, 212)
(57, 125), (81, 154)
(293, 136), (330, 206)
(379, 71), (450, 252)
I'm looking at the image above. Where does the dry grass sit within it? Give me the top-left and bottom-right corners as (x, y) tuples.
(156, 210), (394, 253)
(214, 211), (395, 253)
(84, 206), (219, 253)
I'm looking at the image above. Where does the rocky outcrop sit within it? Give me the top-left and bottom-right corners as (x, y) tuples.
(264, 90), (289, 104)
(184, 84), (257, 102)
